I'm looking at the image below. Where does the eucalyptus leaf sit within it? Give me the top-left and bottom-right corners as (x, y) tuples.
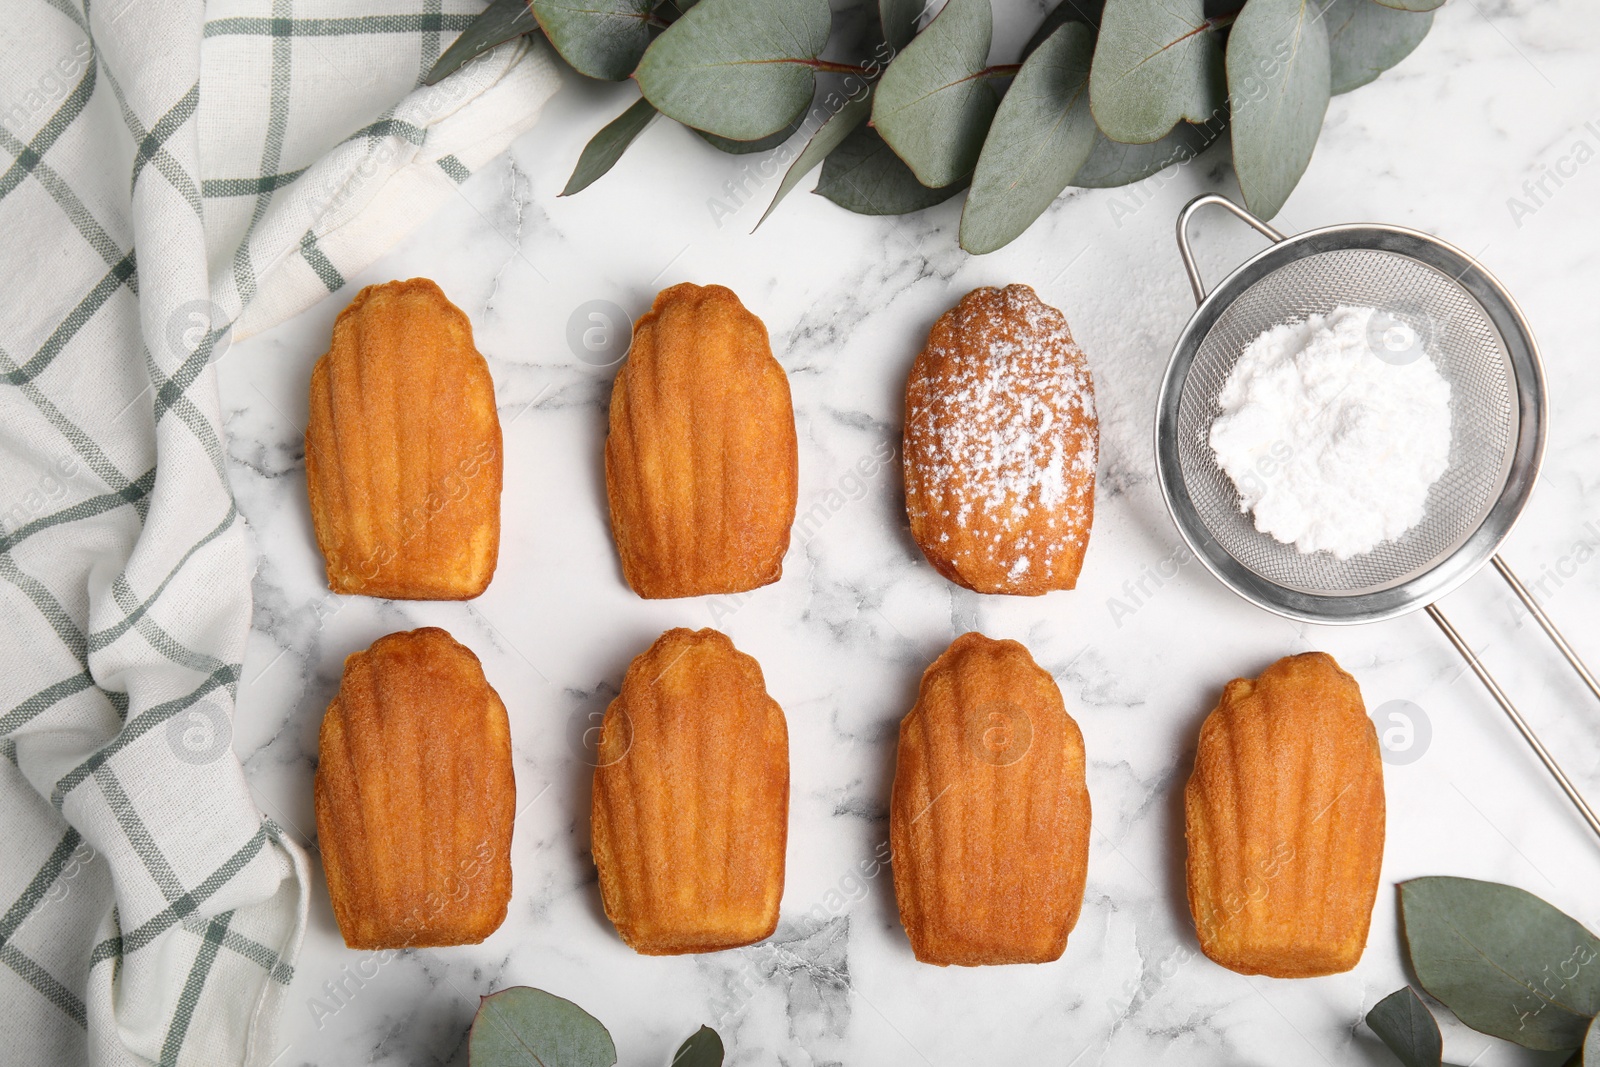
(816, 124), (967, 215)
(1372, 0), (1444, 10)
(1226, 0), (1331, 218)
(1023, 0), (1105, 58)
(960, 23), (1096, 254)
(871, 0), (998, 188)
(423, 0), (537, 86)
(562, 97), (658, 195)
(1088, 0), (1224, 144)
(1401, 877), (1600, 1052)
(1070, 118), (1223, 188)
(1323, 0), (1433, 95)
(695, 113), (804, 154)
(879, 0), (922, 51)
(635, 0), (831, 140)
(531, 0), (655, 81)
(1587, 1014), (1600, 1067)
(1366, 987), (1443, 1067)
(757, 91), (873, 227)
(670, 1025), (724, 1067)
(468, 987), (618, 1067)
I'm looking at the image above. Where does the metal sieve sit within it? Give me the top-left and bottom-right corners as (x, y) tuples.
(1155, 193), (1600, 841)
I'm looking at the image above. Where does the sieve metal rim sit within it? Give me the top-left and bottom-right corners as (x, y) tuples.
(1154, 196), (1546, 625)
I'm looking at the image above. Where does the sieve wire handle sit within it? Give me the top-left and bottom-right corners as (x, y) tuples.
(1175, 194), (1287, 306)
(1427, 598), (1600, 842)
(1490, 555), (1600, 704)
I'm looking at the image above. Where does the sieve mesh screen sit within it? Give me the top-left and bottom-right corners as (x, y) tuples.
(1176, 248), (1517, 595)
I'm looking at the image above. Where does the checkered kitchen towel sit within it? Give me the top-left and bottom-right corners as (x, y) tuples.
(0, 3), (558, 1064)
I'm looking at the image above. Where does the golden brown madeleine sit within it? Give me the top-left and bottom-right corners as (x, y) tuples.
(903, 285), (1098, 596)
(605, 283), (799, 599)
(306, 278), (502, 599)
(314, 627), (515, 949)
(1185, 652), (1385, 978)
(591, 627), (789, 954)
(890, 633), (1091, 965)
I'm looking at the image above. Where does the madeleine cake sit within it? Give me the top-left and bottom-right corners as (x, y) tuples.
(314, 627), (515, 949)
(590, 627), (789, 954)
(903, 285), (1097, 595)
(604, 283), (799, 599)
(1185, 652), (1386, 977)
(891, 632), (1091, 965)
(306, 278), (502, 599)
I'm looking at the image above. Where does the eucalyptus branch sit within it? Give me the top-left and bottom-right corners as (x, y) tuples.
(496, 0), (1440, 252)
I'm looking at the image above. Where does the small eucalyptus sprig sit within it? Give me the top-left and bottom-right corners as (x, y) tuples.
(1368, 878), (1600, 1067)
(428, 0), (1438, 252)
(468, 986), (724, 1067)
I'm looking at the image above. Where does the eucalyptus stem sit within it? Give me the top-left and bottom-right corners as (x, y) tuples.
(802, 58), (884, 75)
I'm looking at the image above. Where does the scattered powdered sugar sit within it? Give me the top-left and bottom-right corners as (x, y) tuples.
(905, 286), (1097, 582)
(1209, 305), (1453, 560)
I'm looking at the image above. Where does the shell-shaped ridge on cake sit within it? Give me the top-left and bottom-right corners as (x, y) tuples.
(1185, 651), (1386, 978)
(314, 627), (515, 949)
(890, 632), (1091, 966)
(306, 278), (502, 600)
(903, 284), (1098, 596)
(605, 283), (799, 599)
(590, 627), (789, 954)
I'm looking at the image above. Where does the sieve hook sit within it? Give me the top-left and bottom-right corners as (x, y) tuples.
(1175, 194), (1286, 305)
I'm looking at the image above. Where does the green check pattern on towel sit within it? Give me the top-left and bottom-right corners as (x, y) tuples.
(0, 3), (558, 1063)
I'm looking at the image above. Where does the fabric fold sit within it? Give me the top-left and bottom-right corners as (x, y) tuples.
(0, 3), (559, 1064)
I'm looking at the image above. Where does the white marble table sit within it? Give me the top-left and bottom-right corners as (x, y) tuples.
(221, 2), (1600, 1062)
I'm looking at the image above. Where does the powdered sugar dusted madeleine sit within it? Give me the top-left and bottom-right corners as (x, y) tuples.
(306, 278), (502, 600)
(891, 633), (1091, 965)
(591, 627), (789, 954)
(315, 627), (515, 949)
(605, 283), (799, 599)
(1186, 652), (1385, 977)
(903, 285), (1097, 595)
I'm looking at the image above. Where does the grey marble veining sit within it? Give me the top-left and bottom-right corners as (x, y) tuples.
(220, 2), (1600, 1062)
